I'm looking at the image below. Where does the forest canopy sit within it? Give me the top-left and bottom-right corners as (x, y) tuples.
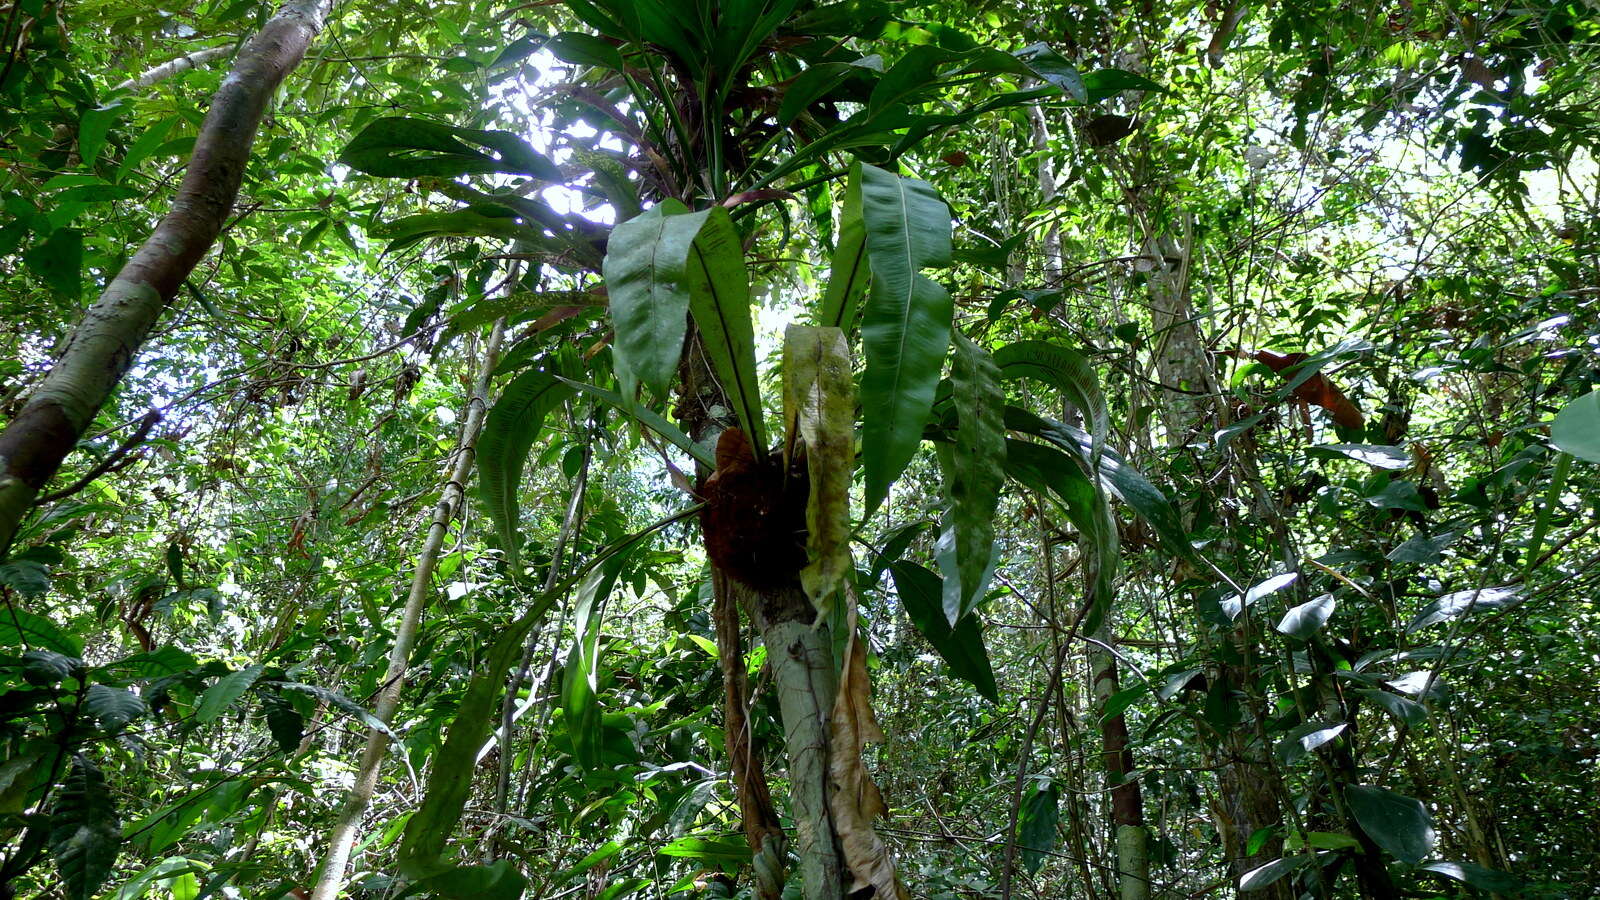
(0, 1), (1597, 899)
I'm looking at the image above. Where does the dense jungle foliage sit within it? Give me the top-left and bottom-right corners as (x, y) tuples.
(1, 0), (1598, 898)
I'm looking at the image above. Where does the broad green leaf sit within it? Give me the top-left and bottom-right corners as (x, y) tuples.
(1018, 780), (1059, 874)
(84, 684), (145, 733)
(410, 860), (528, 900)
(1276, 593), (1335, 638)
(1418, 860), (1524, 894)
(1238, 856), (1308, 892)
(858, 163), (953, 514)
(783, 325), (855, 608)
(1015, 44), (1086, 101)
(480, 370), (572, 574)
(684, 206), (765, 449)
(50, 756), (121, 900)
(24, 227), (83, 297)
(565, 551), (631, 771)
(376, 208), (553, 254)
(1406, 586), (1519, 632)
(22, 649), (77, 684)
(545, 31), (624, 69)
(440, 290), (600, 350)
(0, 606), (82, 655)
(1081, 68), (1165, 103)
(937, 333), (1006, 624)
(195, 664), (264, 723)
(340, 117), (562, 180)
(1223, 572), (1298, 620)
(1274, 721), (1346, 765)
(889, 560), (997, 703)
(1308, 443), (1410, 469)
(603, 201), (694, 397)
(557, 377), (714, 468)
(1345, 784), (1436, 864)
(1550, 389), (1600, 462)
(658, 835), (753, 863)
(818, 162), (868, 329)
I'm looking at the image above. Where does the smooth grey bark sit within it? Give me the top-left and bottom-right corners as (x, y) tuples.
(0, 0), (332, 555)
(309, 321), (506, 900)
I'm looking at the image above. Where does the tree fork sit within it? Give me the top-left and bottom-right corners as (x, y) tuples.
(0, 0), (332, 555)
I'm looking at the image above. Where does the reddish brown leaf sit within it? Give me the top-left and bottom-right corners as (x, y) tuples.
(1243, 349), (1364, 429)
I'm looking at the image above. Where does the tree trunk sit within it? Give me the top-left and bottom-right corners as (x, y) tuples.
(1091, 632), (1151, 900)
(0, 0), (332, 555)
(309, 321), (506, 900)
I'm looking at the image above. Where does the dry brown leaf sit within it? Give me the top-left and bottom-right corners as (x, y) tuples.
(828, 634), (907, 899)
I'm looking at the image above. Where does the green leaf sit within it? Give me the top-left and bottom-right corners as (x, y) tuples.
(818, 162), (868, 330)
(410, 860), (528, 900)
(50, 756), (122, 900)
(340, 117), (562, 180)
(1355, 688), (1428, 729)
(557, 377), (714, 468)
(545, 31), (624, 70)
(1308, 443), (1410, 469)
(603, 201), (694, 398)
(1238, 856), (1308, 892)
(565, 552), (630, 772)
(1550, 389), (1600, 463)
(1018, 780), (1059, 874)
(195, 664), (264, 723)
(1276, 593), (1335, 639)
(0, 607), (83, 656)
(24, 227), (83, 297)
(858, 163), (953, 514)
(1015, 43), (1086, 101)
(76, 102), (123, 168)
(375, 208), (552, 254)
(783, 325), (855, 608)
(1004, 407), (1194, 562)
(480, 370), (572, 574)
(1344, 784), (1436, 864)
(84, 684), (145, 733)
(992, 340), (1108, 450)
(657, 835), (753, 863)
(95, 646), (197, 680)
(1080, 68), (1165, 103)
(937, 334), (1006, 624)
(1406, 586), (1518, 632)
(264, 694), (304, 754)
(684, 207), (765, 449)
(1418, 860), (1524, 894)
(1274, 721), (1346, 765)
(22, 649), (77, 684)
(889, 561), (998, 703)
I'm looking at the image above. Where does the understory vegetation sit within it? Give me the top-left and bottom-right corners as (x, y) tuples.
(0, 0), (1597, 898)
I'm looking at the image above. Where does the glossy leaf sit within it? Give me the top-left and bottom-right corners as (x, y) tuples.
(889, 560), (998, 703)
(1419, 860), (1524, 894)
(603, 201), (694, 398)
(1276, 593), (1335, 638)
(195, 664), (264, 724)
(818, 162), (869, 329)
(993, 339), (1109, 450)
(564, 551), (629, 772)
(1018, 780), (1059, 875)
(858, 163), (953, 514)
(937, 333), (1006, 624)
(340, 117), (562, 180)
(479, 370), (572, 574)
(683, 207), (766, 449)
(1406, 586), (1519, 632)
(1345, 784), (1436, 864)
(84, 684), (145, 734)
(50, 756), (121, 900)
(1550, 389), (1600, 462)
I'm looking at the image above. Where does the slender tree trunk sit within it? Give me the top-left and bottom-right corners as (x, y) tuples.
(309, 321), (507, 900)
(1090, 633), (1151, 900)
(0, 0), (332, 556)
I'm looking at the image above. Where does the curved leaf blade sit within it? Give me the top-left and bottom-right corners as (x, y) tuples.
(889, 560), (997, 703)
(340, 117), (561, 180)
(937, 334), (1006, 623)
(480, 371), (573, 573)
(858, 163), (953, 514)
(603, 202), (694, 398)
(684, 207), (765, 449)
(1345, 784), (1436, 864)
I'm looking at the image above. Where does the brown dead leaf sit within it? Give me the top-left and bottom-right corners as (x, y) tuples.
(828, 634), (907, 899)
